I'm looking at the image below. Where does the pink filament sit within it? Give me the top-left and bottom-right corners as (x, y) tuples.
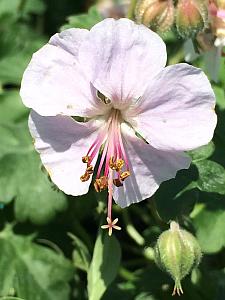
(84, 109), (130, 219)
(217, 9), (225, 19)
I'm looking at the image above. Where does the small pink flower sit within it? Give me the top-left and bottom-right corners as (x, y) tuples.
(20, 19), (216, 235)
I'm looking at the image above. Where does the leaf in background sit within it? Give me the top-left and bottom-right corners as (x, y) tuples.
(0, 24), (46, 85)
(0, 0), (20, 21)
(188, 142), (215, 162)
(69, 232), (91, 272)
(218, 56), (225, 87)
(0, 225), (73, 300)
(0, 122), (67, 224)
(0, 0), (45, 22)
(0, 122), (32, 159)
(188, 158), (225, 254)
(0, 297), (25, 300)
(155, 166), (199, 221)
(135, 293), (155, 300)
(0, 90), (28, 123)
(22, 0), (46, 16)
(61, 6), (102, 30)
(88, 231), (121, 300)
(193, 207), (225, 253)
(191, 192), (225, 254)
(213, 85), (225, 111)
(195, 160), (225, 194)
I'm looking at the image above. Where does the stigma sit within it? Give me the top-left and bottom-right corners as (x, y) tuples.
(80, 108), (130, 235)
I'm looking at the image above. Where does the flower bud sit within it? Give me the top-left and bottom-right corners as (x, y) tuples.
(176, 0), (208, 38)
(135, 0), (175, 32)
(209, 0), (225, 46)
(154, 221), (202, 296)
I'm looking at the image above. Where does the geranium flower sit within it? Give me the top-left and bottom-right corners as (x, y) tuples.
(20, 18), (216, 235)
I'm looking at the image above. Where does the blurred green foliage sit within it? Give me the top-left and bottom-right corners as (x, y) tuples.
(0, 0), (224, 299)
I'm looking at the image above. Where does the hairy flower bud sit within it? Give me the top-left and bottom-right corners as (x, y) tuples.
(154, 221), (202, 296)
(176, 0), (208, 38)
(209, 0), (225, 46)
(135, 0), (175, 32)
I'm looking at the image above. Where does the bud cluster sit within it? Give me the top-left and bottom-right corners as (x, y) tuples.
(154, 221), (202, 296)
(135, 0), (208, 38)
(209, 0), (225, 47)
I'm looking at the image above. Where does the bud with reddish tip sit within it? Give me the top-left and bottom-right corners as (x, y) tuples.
(154, 221), (202, 296)
(209, 0), (225, 46)
(176, 0), (208, 38)
(135, 0), (175, 32)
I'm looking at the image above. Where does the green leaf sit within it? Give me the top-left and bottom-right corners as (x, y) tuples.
(88, 231), (121, 300)
(188, 142), (215, 162)
(0, 24), (46, 85)
(0, 0), (46, 29)
(0, 297), (25, 300)
(0, 90), (28, 123)
(218, 56), (225, 87)
(61, 6), (102, 30)
(22, 0), (46, 16)
(69, 232), (91, 272)
(0, 225), (73, 299)
(155, 166), (198, 221)
(0, 122), (32, 159)
(193, 207), (225, 253)
(195, 160), (225, 194)
(213, 85), (225, 111)
(191, 192), (225, 254)
(0, 0), (20, 19)
(135, 293), (155, 300)
(0, 122), (67, 224)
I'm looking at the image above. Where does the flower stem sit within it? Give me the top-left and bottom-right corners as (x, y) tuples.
(148, 197), (167, 228)
(123, 210), (144, 245)
(127, 0), (138, 20)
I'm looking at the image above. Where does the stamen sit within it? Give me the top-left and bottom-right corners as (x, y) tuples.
(115, 159), (124, 171)
(113, 178), (123, 187)
(80, 107), (131, 235)
(96, 141), (109, 179)
(82, 155), (90, 163)
(94, 176), (108, 192)
(80, 172), (90, 182)
(120, 171), (130, 181)
(109, 157), (124, 171)
(86, 165), (94, 174)
(109, 157), (116, 169)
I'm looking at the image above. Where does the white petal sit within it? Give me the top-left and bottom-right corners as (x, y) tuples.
(49, 28), (89, 57)
(29, 111), (99, 196)
(113, 131), (191, 208)
(131, 64), (217, 151)
(79, 18), (167, 106)
(20, 29), (105, 117)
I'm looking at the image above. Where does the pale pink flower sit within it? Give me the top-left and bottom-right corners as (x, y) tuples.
(20, 18), (216, 235)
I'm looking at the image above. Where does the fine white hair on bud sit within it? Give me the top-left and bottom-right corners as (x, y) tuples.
(154, 221), (202, 296)
(176, 0), (208, 38)
(135, 0), (175, 32)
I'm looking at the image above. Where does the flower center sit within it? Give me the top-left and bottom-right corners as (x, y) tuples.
(80, 107), (130, 235)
